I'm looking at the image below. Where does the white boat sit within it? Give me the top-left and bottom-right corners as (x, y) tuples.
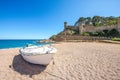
(19, 45), (57, 65)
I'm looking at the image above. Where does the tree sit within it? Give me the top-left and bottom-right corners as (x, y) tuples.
(75, 16), (118, 27)
(103, 29), (109, 37)
(109, 29), (119, 37)
(74, 17), (85, 26)
(92, 16), (101, 26)
(85, 17), (92, 26)
(50, 35), (57, 40)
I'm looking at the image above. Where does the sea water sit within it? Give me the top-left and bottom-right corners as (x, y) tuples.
(0, 39), (48, 49)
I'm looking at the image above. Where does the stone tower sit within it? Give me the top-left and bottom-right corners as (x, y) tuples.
(64, 22), (67, 30)
(117, 18), (120, 33)
(117, 18), (120, 25)
(79, 22), (83, 34)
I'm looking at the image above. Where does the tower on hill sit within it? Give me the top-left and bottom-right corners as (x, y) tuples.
(64, 22), (67, 29)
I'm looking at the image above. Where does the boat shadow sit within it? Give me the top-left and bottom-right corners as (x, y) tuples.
(10, 54), (46, 77)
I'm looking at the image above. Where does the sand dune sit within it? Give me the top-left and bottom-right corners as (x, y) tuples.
(0, 42), (120, 80)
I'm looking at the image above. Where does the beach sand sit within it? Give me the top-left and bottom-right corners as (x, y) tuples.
(0, 42), (120, 80)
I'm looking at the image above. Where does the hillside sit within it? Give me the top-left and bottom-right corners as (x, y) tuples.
(50, 16), (120, 41)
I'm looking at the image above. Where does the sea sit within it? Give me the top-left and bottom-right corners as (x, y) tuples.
(0, 39), (48, 49)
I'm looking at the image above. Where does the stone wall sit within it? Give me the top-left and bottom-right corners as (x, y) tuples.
(83, 25), (118, 32)
(56, 35), (111, 41)
(64, 21), (120, 34)
(65, 26), (79, 30)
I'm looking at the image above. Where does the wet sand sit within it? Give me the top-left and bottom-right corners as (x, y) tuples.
(0, 42), (120, 80)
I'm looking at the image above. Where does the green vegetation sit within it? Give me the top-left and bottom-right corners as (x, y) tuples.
(75, 16), (119, 27)
(112, 37), (120, 41)
(74, 16), (120, 37)
(66, 29), (76, 35)
(50, 35), (57, 40)
(81, 29), (120, 37)
(50, 16), (120, 41)
(101, 29), (119, 37)
(81, 32), (90, 36)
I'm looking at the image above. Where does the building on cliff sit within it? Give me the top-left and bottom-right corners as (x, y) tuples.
(64, 18), (120, 35)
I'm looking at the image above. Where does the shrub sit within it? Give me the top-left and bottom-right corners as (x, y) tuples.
(109, 29), (119, 37)
(112, 37), (120, 41)
(82, 32), (90, 36)
(50, 35), (57, 40)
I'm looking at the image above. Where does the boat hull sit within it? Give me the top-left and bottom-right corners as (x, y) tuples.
(21, 53), (54, 65)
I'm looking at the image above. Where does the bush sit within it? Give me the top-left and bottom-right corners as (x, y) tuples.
(50, 35), (57, 40)
(112, 37), (120, 41)
(66, 29), (76, 35)
(82, 32), (90, 36)
(109, 29), (119, 37)
(91, 32), (99, 36)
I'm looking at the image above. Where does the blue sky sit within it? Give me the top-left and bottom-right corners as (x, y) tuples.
(0, 0), (120, 39)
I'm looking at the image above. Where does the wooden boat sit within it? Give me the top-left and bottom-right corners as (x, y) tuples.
(19, 45), (57, 65)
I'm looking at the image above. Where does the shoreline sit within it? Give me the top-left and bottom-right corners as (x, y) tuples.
(0, 40), (119, 50)
(0, 47), (21, 50)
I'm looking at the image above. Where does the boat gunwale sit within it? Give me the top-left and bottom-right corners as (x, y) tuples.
(19, 50), (55, 56)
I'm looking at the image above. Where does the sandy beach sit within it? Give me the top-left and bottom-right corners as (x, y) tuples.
(0, 42), (120, 80)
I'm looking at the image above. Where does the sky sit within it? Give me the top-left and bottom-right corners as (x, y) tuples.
(0, 0), (120, 39)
